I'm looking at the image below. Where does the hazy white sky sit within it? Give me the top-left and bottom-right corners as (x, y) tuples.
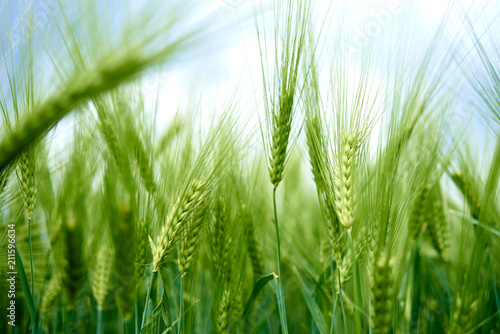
(147, 0), (498, 138)
(1, 0), (499, 158)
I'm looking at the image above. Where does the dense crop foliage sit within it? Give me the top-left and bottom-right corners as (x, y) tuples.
(1, 0), (499, 333)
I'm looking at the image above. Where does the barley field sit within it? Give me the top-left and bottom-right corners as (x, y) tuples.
(1, 0), (499, 333)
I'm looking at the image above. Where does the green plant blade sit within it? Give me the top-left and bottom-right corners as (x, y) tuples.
(242, 273), (276, 318)
(292, 266), (328, 334)
(15, 247), (37, 332)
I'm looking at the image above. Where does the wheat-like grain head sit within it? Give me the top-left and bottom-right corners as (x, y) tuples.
(179, 200), (207, 277)
(151, 179), (204, 272)
(370, 253), (394, 334)
(18, 146), (37, 220)
(91, 242), (114, 310)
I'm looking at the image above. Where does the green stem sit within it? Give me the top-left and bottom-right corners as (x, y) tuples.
(348, 231), (362, 334)
(337, 267), (347, 331)
(330, 249), (336, 334)
(273, 187), (288, 333)
(178, 275), (183, 334)
(28, 217), (35, 334)
(135, 292), (139, 334)
(97, 308), (103, 334)
(141, 271), (157, 329)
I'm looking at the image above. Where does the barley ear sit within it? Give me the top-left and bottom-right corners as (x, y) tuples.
(335, 132), (358, 230)
(40, 271), (62, 317)
(427, 184), (449, 261)
(113, 202), (136, 320)
(152, 180), (204, 272)
(135, 219), (149, 282)
(18, 146), (36, 219)
(409, 185), (431, 238)
(179, 200), (207, 277)
(217, 287), (232, 334)
(370, 253), (394, 334)
(91, 243), (114, 310)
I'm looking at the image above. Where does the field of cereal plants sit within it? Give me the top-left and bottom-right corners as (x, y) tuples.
(1, 0), (499, 333)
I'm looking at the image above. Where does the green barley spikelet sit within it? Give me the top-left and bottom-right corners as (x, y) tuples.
(448, 296), (478, 334)
(217, 287), (232, 334)
(179, 201), (206, 277)
(409, 185), (431, 238)
(451, 173), (482, 219)
(426, 185), (449, 260)
(134, 131), (156, 194)
(135, 219), (149, 282)
(370, 253), (394, 334)
(18, 147), (36, 219)
(91, 243), (114, 310)
(0, 165), (11, 195)
(211, 197), (229, 278)
(322, 193), (344, 263)
(335, 132), (358, 230)
(305, 116), (326, 193)
(41, 271), (62, 315)
(244, 213), (265, 278)
(269, 91), (294, 188)
(113, 203), (136, 320)
(152, 180), (204, 272)
(59, 211), (86, 304)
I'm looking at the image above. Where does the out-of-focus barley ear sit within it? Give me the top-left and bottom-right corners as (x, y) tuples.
(0, 165), (12, 195)
(91, 242), (114, 310)
(448, 296), (478, 334)
(156, 118), (184, 155)
(18, 146), (36, 219)
(134, 131), (156, 194)
(58, 211), (86, 305)
(231, 283), (244, 322)
(370, 253), (394, 334)
(335, 132), (358, 230)
(152, 180), (204, 272)
(211, 196), (229, 279)
(367, 223), (379, 275)
(305, 116), (326, 194)
(40, 271), (62, 317)
(451, 173), (482, 219)
(244, 213), (265, 278)
(409, 185), (431, 238)
(135, 219), (149, 282)
(322, 192), (344, 263)
(179, 200), (207, 277)
(427, 184), (449, 261)
(113, 202), (136, 320)
(217, 287), (232, 334)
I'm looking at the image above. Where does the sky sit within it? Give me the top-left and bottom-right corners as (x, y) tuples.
(1, 0), (499, 166)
